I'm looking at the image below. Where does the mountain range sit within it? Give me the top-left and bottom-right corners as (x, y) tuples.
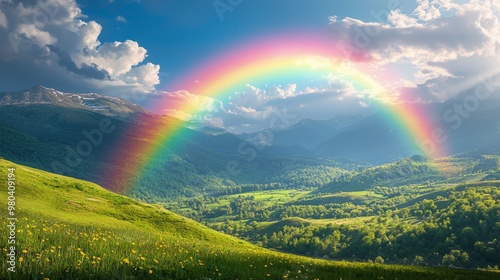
(1, 86), (500, 277)
(0, 85), (499, 197)
(0, 85), (147, 118)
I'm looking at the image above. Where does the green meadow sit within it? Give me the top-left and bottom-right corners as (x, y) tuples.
(1, 159), (499, 279)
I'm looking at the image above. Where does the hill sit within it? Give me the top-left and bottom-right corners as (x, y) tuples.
(316, 156), (446, 193)
(2, 159), (498, 279)
(0, 102), (352, 200)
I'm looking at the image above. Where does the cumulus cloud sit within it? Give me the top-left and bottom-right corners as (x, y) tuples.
(121, 62), (160, 90)
(329, 0), (500, 101)
(388, 10), (420, 28)
(227, 83), (308, 109)
(78, 40), (147, 76)
(47, 45), (110, 80)
(0, 0), (160, 95)
(413, 0), (443, 21)
(159, 90), (222, 120)
(230, 106), (275, 120)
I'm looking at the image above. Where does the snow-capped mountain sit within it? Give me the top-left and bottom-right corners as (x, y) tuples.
(0, 85), (148, 117)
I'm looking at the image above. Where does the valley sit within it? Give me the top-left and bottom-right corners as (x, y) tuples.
(0, 86), (499, 279)
(166, 156), (500, 269)
(1, 159), (499, 279)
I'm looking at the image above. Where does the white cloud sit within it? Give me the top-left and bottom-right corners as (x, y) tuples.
(413, 0), (442, 21)
(330, 0), (500, 101)
(325, 73), (357, 95)
(359, 101), (369, 107)
(17, 23), (56, 46)
(158, 90), (222, 120)
(203, 116), (224, 128)
(79, 40), (147, 76)
(0, 10), (7, 28)
(0, 0), (160, 96)
(228, 83), (305, 110)
(120, 62), (160, 90)
(233, 106), (275, 120)
(274, 84), (297, 99)
(115, 16), (126, 23)
(163, 109), (192, 121)
(388, 10), (420, 28)
(237, 106), (258, 114)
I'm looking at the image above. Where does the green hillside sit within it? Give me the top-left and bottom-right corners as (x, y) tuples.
(317, 156), (475, 193)
(1, 159), (499, 279)
(0, 104), (353, 201)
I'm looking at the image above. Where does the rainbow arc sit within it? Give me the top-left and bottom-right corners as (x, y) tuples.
(104, 33), (445, 192)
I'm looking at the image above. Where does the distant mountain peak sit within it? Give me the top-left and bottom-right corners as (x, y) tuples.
(0, 85), (148, 118)
(32, 84), (49, 89)
(29, 85), (61, 93)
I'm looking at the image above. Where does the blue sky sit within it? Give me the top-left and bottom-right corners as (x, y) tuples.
(0, 0), (499, 132)
(77, 0), (416, 89)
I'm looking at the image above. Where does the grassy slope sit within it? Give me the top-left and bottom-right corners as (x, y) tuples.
(0, 159), (499, 279)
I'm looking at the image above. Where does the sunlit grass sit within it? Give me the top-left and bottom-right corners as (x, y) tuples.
(2, 214), (332, 279)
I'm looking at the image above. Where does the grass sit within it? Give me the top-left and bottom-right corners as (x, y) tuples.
(201, 189), (383, 211)
(251, 216), (378, 237)
(294, 191), (384, 206)
(191, 189), (310, 211)
(1, 159), (499, 279)
(226, 189), (309, 203)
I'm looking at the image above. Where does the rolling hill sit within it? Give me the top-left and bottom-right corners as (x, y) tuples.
(3, 159), (499, 279)
(316, 156), (446, 193)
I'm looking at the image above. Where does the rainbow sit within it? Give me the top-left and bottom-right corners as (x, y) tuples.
(103, 33), (445, 193)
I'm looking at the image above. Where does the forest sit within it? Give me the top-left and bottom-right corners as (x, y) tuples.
(162, 156), (500, 270)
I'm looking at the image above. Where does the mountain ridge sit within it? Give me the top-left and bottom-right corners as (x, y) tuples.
(240, 114), (365, 149)
(0, 85), (148, 118)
